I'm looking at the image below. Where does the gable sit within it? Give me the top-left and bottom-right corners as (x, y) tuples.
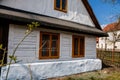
(0, 0), (95, 27)
(81, 0), (102, 30)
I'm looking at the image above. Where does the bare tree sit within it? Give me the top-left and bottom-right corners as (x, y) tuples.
(102, 0), (120, 25)
(102, 0), (120, 4)
(107, 31), (120, 49)
(106, 21), (120, 62)
(103, 0), (120, 50)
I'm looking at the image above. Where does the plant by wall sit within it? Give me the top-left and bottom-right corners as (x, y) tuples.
(0, 22), (40, 80)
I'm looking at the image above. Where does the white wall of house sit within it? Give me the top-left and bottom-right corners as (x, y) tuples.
(8, 24), (97, 63)
(60, 34), (72, 60)
(85, 36), (96, 58)
(1, 59), (102, 80)
(0, 0), (94, 27)
(98, 31), (120, 50)
(8, 24), (39, 63)
(97, 37), (106, 49)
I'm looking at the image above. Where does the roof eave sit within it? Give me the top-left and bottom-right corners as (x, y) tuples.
(0, 5), (107, 37)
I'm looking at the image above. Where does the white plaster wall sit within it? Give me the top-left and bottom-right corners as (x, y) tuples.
(8, 24), (39, 63)
(97, 37), (106, 49)
(8, 25), (74, 63)
(60, 34), (97, 59)
(116, 42), (120, 50)
(0, 0), (94, 27)
(8, 24), (97, 63)
(98, 31), (120, 50)
(60, 34), (72, 59)
(8, 25), (73, 63)
(1, 59), (102, 80)
(85, 36), (96, 58)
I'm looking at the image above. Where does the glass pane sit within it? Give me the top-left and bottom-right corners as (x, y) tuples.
(62, 0), (66, 10)
(56, 0), (60, 9)
(80, 38), (84, 56)
(51, 35), (58, 56)
(74, 38), (79, 56)
(42, 34), (50, 57)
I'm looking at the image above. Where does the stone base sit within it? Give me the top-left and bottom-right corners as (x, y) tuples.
(1, 59), (102, 80)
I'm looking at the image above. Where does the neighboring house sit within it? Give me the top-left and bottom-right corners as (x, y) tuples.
(0, 0), (107, 79)
(97, 22), (120, 51)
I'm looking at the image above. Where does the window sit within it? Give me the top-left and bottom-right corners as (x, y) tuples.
(54, 0), (67, 12)
(72, 36), (85, 58)
(39, 32), (60, 59)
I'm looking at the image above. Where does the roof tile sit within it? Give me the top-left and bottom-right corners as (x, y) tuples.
(103, 22), (120, 32)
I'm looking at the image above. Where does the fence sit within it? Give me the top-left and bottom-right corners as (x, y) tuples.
(97, 48), (120, 67)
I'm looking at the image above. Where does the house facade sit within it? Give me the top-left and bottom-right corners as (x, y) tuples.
(97, 22), (120, 51)
(0, 0), (107, 79)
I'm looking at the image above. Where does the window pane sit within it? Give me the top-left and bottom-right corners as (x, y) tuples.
(56, 0), (60, 9)
(51, 35), (58, 56)
(42, 34), (50, 57)
(62, 0), (66, 10)
(74, 38), (79, 56)
(80, 38), (84, 56)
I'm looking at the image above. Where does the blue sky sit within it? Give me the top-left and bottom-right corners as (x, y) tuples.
(88, 0), (120, 25)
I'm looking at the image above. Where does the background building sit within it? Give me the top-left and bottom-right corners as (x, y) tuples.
(97, 22), (120, 51)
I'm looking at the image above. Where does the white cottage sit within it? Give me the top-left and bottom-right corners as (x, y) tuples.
(0, 0), (107, 79)
(97, 22), (120, 51)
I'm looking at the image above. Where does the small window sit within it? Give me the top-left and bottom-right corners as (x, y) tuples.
(39, 32), (60, 59)
(54, 0), (67, 12)
(72, 35), (85, 58)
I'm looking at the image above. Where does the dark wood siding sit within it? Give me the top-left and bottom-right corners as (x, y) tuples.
(0, 19), (9, 64)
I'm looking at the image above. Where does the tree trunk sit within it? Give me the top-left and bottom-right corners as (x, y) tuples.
(112, 42), (115, 63)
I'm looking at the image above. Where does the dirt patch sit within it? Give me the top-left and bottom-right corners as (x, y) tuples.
(48, 66), (120, 80)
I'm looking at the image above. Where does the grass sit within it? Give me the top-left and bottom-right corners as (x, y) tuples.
(48, 67), (120, 80)
(64, 71), (120, 80)
(104, 72), (120, 80)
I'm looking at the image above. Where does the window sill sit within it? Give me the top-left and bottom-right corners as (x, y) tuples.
(54, 8), (67, 13)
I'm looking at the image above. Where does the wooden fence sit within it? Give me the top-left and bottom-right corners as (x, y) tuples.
(97, 49), (120, 67)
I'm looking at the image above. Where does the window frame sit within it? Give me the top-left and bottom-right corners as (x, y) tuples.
(54, 0), (67, 12)
(72, 35), (85, 58)
(39, 32), (60, 59)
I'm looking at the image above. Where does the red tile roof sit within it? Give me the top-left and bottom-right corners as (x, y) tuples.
(103, 22), (120, 32)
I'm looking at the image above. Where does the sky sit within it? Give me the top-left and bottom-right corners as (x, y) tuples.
(88, 0), (120, 26)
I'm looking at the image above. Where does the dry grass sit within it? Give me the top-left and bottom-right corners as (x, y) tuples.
(48, 67), (120, 80)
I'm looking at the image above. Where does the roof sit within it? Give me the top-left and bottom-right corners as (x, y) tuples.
(103, 22), (120, 32)
(0, 0), (108, 37)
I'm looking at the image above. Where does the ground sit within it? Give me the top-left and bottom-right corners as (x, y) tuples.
(48, 65), (120, 80)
